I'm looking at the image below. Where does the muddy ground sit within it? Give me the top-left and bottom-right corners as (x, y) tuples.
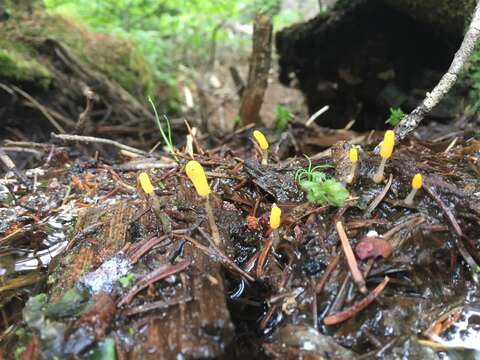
(0, 112), (479, 359)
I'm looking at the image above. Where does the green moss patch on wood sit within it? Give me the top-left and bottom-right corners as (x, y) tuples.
(0, 48), (51, 88)
(0, 9), (157, 101)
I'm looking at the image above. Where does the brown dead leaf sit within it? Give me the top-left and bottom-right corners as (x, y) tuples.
(355, 236), (392, 260)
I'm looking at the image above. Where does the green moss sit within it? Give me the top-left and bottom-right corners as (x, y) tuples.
(0, 48), (51, 87)
(0, 10), (158, 101)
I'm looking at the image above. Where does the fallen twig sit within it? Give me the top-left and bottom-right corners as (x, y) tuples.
(118, 260), (190, 306)
(365, 173), (393, 217)
(51, 133), (149, 156)
(324, 276), (389, 325)
(10, 84), (66, 133)
(336, 221), (367, 294)
(424, 185), (480, 268)
(74, 86), (97, 134)
(256, 237), (273, 279)
(315, 254), (340, 294)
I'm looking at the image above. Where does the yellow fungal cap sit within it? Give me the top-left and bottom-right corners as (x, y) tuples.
(412, 173), (423, 190)
(349, 147), (358, 164)
(253, 130), (269, 151)
(270, 203), (281, 229)
(380, 130), (395, 159)
(139, 172), (154, 194)
(185, 160), (211, 197)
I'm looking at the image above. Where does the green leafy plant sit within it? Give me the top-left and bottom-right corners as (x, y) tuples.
(295, 157), (349, 207)
(148, 96), (176, 159)
(119, 273), (135, 288)
(274, 105), (293, 133)
(385, 107), (405, 126)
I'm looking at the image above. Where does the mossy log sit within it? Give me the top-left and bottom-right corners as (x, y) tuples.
(0, 3), (173, 142)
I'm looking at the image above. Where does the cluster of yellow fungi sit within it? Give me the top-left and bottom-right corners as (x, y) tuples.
(137, 128), (425, 255)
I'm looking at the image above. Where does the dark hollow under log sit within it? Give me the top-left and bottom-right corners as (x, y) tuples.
(276, 0), (468, 131)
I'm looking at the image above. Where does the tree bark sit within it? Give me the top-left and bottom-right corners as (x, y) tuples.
(239, 13), (273, 125)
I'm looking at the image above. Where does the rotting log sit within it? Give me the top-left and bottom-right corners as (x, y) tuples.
(46, 200), (234, 359)
(0, 4), (176, 144)
(239, 13), (273, 125)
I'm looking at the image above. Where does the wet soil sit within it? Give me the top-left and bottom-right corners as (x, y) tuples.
(0, 120), (479, 359)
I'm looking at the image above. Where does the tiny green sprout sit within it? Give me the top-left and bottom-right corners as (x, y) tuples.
(295, 156), (349, 207)
(148, 96), (177, 160)
(119, 273), (135, 288)
(274, 105), (293, 133)
(15, 346), (26, 360)
(47, 275), (56, 285)
(385, 107), (405, 126)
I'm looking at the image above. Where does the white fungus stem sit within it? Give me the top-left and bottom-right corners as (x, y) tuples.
(373, 158), (387, 184)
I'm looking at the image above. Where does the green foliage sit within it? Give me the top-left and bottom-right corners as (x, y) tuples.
(15, 346), (26, 360)
(295, 157), (349, 207)
(385, 107), (405, 126)
(274, 105), (293, 133)
(119, 273), (135, 288)
(43, 0), (304, 79)
(0, 48), (51, 87)
(86, 338), (116, 360)
(148, 96), (176, 158)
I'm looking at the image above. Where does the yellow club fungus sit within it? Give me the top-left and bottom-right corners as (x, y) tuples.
(137, 172), (171, 233)
(185, 160), (221, 247)
(270, 203), (281, 229)
(185, 160), (211, 197)
(269, 203), (282, 249)
(346, 147), (359, 184)
(373, 130), (395, 183)
(404, 173), (423, 205)
(139, 172), (154, 194)
(253, 130), (269, 165)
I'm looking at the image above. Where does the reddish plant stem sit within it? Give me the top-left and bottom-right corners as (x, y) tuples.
(315, 254), (340, 294)
(256, 237), (273, 279)
(118, 260), (190, 306)
(324, 276), (390, 326)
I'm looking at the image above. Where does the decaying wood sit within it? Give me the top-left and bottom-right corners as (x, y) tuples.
(49, 200), (234, 359)
(239, 13), (273, 125)
(49, 201), (136, 301)
(131, 240), (234, 359)
(46, 39), (156, 128)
